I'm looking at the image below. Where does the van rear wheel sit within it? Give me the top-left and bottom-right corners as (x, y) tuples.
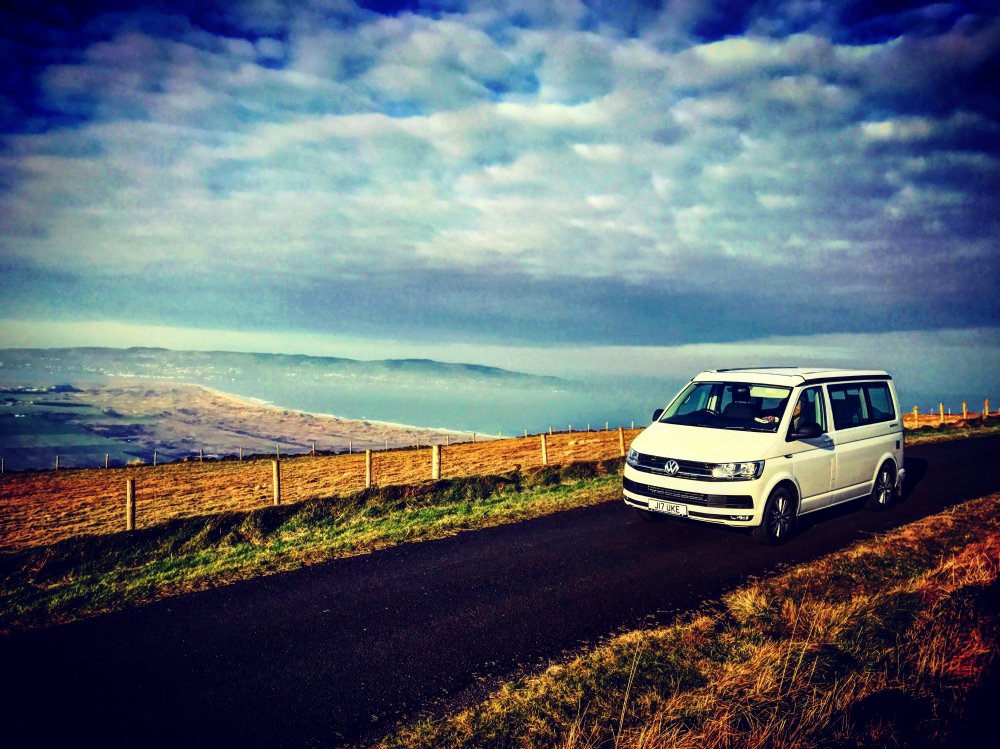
(752, 486), (796, 545)
(866, 462), (896, 511)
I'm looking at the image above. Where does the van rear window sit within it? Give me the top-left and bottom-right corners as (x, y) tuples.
(828, 382), (895, 430)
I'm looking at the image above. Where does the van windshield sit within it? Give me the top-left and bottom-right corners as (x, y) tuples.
(659, 381), (792, 433)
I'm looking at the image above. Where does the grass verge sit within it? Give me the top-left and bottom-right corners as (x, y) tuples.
(377, 493), (1000, 749)
(0, 459), (623, 633)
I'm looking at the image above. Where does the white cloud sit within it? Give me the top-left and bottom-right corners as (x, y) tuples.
(572, 142), (624, 162)
(757, 193), (798, 210)
(861, 117), (934, 142)
(2, 1), (997, 352)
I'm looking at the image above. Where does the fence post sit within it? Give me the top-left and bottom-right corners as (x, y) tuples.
(540, 433), (548, 466)
(239, 446), (243, 461)
(105, 453), (109, 469)
(605, 421), (609, 431)
(939, 403), (944, 425)
(199, 448), (203, 463)
(618, 426), (626, 457)
(276, 444), (280, 459)
(126, 479), (135, 531)
(349, 440), (353, 454)
(912, 406), (918, 427)
(272, 460), (281, 506)
(55, 455), (59, 470)
(963, 401), (967, 420)
(631, 420), (635, 429)
(312, 442), (316, 456)
(365, 449), (373, 489)
(1, 457), (4, 475)
(432, 444), (441, 480)
(153, 450), (157, 466)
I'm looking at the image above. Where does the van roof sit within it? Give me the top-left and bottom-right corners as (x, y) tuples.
(695, 367), (891, 387)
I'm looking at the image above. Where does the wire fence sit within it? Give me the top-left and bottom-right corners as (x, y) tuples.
(906, 399), (993, 428)
(0, 426), (638, 551)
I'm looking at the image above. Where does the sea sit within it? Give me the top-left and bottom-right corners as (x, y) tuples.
(194, 374), (679, 436)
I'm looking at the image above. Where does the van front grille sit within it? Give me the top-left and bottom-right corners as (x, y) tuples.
(630, 451), (715, 480)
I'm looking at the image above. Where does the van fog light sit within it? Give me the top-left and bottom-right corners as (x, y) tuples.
(711, 461), (764, 480)
(729, 514), (752, 521)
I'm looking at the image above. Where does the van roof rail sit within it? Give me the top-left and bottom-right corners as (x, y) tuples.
(712, 366), (799, 372)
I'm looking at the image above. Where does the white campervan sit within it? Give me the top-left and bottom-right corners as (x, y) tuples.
(622, 368), (905, 544)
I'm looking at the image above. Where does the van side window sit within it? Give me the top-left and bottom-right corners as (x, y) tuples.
(864, 383), (896, 423)
(829, 382), (894, 430)
(792, 387), (826, 433)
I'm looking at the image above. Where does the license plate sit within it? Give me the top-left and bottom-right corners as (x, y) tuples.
(648, 499), (688, 517)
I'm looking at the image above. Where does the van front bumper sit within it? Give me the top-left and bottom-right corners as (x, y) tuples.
(622, 473), (760, 524)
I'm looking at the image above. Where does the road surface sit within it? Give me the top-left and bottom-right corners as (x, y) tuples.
(2, 435), (998, 748)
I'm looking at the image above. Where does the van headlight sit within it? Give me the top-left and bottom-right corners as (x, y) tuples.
(711, 461), (764, 480)
(626, 448), (639, 467)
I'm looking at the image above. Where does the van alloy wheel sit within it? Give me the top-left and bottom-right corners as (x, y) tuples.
(768, 493), (792, 537)
(752, 486), (796, 545)
(866, 464), (895, 511)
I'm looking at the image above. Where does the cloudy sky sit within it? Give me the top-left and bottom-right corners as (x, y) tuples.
(0, 1), (997, 381)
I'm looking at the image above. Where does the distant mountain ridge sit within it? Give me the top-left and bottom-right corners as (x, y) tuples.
(0, 346), (566, 388)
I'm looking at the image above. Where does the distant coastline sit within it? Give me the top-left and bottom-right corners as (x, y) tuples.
(0, 345), (593, 438)
(191, 381), (480, 437)
(0, 380), (481, 472)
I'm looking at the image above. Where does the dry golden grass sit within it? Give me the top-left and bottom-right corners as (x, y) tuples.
(905, 411), (990, 428)
(0, 428), (639, 551)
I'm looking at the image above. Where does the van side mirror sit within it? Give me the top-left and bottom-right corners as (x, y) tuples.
(652, 408), (663, 422)
(790, 421), (822, 440)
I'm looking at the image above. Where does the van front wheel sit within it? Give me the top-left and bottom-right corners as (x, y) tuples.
(752, 486), (796, 545)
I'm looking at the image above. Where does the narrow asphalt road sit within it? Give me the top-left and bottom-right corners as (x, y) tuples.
(3, 435), (998, 748)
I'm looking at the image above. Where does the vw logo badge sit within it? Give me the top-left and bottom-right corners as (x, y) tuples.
(664, 459), (679, 476)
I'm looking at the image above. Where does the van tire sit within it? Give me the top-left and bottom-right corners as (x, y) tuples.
(636, 508), (666, 522)
(752, 486), (796, 545)
(866, 462), (896, 511)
